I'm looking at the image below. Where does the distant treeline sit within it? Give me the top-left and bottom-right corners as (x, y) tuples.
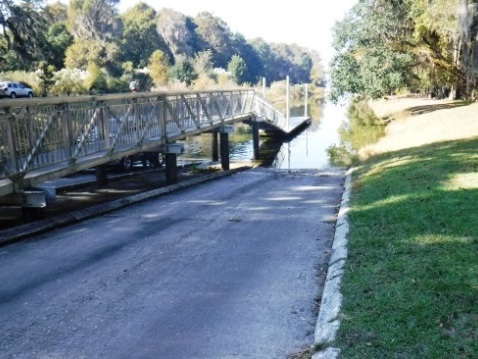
(0, 0), (324, 95)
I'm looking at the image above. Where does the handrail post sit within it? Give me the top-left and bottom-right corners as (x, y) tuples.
(161, 94), (167, 143)
(60, 103), (73, 161)
(304, 83), (308, 118)
(286, 76), (290, 130)
(4, 108), (20, 175)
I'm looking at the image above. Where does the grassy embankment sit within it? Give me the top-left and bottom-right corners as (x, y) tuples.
(335, 99), (478, 358)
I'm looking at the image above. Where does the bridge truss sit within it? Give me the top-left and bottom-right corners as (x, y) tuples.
(0, 89), (296, 197)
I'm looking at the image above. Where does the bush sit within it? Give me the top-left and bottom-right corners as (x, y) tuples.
(326, 143), (356, 167)
(84, 63), (107, 94)
(50, 69), (87, 96)
(107, 77), (129, 93)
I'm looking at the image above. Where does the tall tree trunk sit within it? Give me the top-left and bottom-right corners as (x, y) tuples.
(455, 0), (478, 99)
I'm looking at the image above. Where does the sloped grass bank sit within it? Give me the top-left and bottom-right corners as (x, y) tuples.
(336, 138), (478, 358)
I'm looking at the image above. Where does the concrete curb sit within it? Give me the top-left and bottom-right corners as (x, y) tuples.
(0, 167), (250, 247)
(313, 168), (353, 359)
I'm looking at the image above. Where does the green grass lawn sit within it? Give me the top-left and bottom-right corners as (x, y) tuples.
(335, 138), (478, 358)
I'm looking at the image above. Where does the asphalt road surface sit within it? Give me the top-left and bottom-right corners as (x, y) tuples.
(0, 167), (345, 359)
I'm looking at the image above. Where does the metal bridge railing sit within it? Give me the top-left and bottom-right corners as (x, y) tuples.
(0, 89), (257, 195)
(253, 96), (288, 130)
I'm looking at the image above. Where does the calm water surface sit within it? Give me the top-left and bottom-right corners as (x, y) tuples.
(179, 101), (349, 170)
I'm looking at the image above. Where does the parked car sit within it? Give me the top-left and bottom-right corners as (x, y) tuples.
(0, 81), (34, 99)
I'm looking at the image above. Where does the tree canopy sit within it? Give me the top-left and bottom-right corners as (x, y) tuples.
(0, 1), (325, 94)
(329, 0), (478, 102)
(0, 0), (48, 70)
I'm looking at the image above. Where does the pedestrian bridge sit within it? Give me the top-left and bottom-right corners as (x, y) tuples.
(0, 89), (309, 199)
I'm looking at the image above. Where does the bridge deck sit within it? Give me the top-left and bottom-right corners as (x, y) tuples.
(284, 116), (311, 134)
(255, 115), (310, 137)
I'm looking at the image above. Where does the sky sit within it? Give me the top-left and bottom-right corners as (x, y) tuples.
(117, 0), (357, 65)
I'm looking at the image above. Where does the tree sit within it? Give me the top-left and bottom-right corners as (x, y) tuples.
(84, 61), (107, 93)
(329, 52), (363, 102)
(194, 11), (235, 68)
(191, 50), (216, 89)
(308, 50), (325, 87)
(330, 0), (421, 101)
(66, 0), (122, 75)
(45, 23), (73, 70)
(36, 60), (56, 96)
(148, 50), (169, 87)
(169, 55), (197, 85)
(64, 37), (120, 77)
(249, 38), (277, 84)
(121, 1), (156, 24)
(270, 43), (314, 84)
(447, 0), (478, 98)
(120, 2), (172, 68)
(40, 2), (73, 70)
(231, 33), (263, 84)
(67, 0), (121, 41)
(156, 8), (202, 59)
(249, 38), (317, 85)
(121, 61), (134, 78)
(227, 54), (248, 85)
(192, 50), (214, 76)
(329, 0), (478, 101)
(134, 71), (153, 92)
(42, 1), (69, 23)
(64, 38), (105, 69)
(0, 0), (48, 70)
(359, 47), (413, 98)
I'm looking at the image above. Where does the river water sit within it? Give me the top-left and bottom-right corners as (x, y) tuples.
(179, 100), (349, 170)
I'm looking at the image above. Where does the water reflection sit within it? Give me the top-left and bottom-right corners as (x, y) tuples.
(338, 100), (386, 152)
(326, 99), (388, 166)
(180, 130), (254, 162)
(179, 100), (349, 170)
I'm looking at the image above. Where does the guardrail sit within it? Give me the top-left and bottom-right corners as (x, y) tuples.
(0, 89), (262, 196)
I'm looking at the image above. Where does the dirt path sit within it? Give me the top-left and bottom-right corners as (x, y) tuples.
(359, 97), (478, 158)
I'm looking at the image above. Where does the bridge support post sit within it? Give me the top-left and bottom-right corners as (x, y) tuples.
(95, 165), (108, 186)
(252, 121), (260, 159)
(158, 143), (185, 185)
(21, 191), (46, 222)
(165, 153), (178, 185)
(219, 126), (234, 171)
(220, 132), (229, 170)
(211, 131), (219, 162)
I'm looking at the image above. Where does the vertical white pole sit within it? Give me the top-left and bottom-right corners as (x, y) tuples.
(304, 83), (308, 118)
(286, 76), (290, 129)
(262, 77), (266, 98)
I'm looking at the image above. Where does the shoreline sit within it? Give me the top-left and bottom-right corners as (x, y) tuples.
(360, 97), (478, 158)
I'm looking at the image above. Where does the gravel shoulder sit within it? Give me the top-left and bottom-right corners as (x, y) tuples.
(360, 97), (478, 157)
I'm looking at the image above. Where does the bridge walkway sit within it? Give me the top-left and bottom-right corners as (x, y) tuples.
(0, 89), (309, 200)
